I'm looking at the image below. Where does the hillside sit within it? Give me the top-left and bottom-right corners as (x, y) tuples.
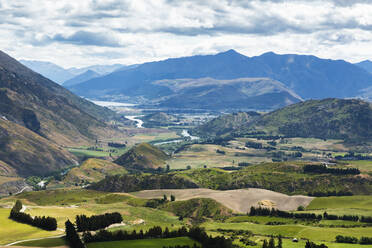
(69, 50), (372, 106)
(0, 50), (116, 146)
(0, 118), (77, 177)
(140, 112), (179, 127)
(89, 173), (198, 192)
(196, 98), (372, 142)
(63, 158), (127, 185)
(114, 143), (170, 170)
(253, 98), (372, 141)
(192, 112), (261, 137)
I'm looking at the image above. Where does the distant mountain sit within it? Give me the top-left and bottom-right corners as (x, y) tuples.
(154, 77), (302, 110)
(0, 50), (117, 176)
(67, 64), (124, 76)
(69, 50), (372, 108)
(20, 60), (74, 84)
(355, 60), (372, 74)
(114, 143), (170, 171)
(198, 98), (372, 142)
(63, 70), (101, 87)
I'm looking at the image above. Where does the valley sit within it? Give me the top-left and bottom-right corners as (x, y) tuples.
(1, 50), (372, 248)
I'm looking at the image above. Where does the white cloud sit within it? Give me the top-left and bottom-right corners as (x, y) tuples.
(1, 0), (372, 67)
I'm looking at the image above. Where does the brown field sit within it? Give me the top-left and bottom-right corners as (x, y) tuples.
(131, 188), (313, 213)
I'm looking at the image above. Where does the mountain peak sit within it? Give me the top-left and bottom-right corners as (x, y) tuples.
(217, 49), (242, 56)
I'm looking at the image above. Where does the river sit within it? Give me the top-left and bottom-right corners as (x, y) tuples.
(125, 115), (144, 128)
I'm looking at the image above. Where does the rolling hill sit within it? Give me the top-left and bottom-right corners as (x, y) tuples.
(140, 112), (179, 127)
(195, 98), (372, 142)
(63, 158), (127, 185)
(68, 50), (372, 109)
(114, 143), (170, 170)
(192, 112), (261, 137)
(355, 60), (372, 74)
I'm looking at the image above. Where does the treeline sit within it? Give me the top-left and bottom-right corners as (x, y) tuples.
(303, 164), (360, 175)
(83, 226), (232, 248)
(76, 212), (122, 232)
(335, 152), (372, 161)
(163, 245), (199, 248)
(308, 190), (353, 197)
(249, 207), (372, 223)
(65, 220), (85, 248)
(108, 142), (126, 148)
(336, 235), (372, 244)
(9, 200), (57, 231)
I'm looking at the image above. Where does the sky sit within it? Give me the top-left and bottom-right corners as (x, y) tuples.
(1, 0), (372, 68)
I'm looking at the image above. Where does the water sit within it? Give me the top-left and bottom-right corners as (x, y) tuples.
(125, 115), (144, 128)
(181, 129), (199, 140)
(90, 100), (137, 107)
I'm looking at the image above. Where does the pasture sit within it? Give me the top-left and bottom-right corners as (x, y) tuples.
(86, 237), (198, 248)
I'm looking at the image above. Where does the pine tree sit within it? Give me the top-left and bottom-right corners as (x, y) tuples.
(269, 237), (275, 248)
(263, 239), (268, 248)
(277, 235), (282, 248)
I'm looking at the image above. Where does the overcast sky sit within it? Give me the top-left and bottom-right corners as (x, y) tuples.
(2, 0), (372, 68)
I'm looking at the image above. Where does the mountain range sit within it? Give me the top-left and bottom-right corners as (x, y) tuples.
(0, 50), (117, 176)
(20, 59), (124, 84)
(65, 50), (372, 110)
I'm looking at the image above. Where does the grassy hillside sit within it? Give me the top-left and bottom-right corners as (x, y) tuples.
(253, 98), (372, 141)
(196, 98), (372, 142)
(114, 143), (170, 170)
(161, 198), (232, 220)
(192, 112), (261, 137)
(89, 173), (198, 192)
(63, 158), (127, 185)
(140, 112), (178, 128)
(87, 237), (198, 248)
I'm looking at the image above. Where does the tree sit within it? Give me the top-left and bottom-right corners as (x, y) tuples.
(269, 237), (275, 248)
(277, 236), (282, 248)
(170, 195), (176, 202)
(262, 240), (268, 248)
(186, 165), (191, 170)
(65, 220), (85, 248)
(163, 195), (168, 202)
(166, 164), (170, 172)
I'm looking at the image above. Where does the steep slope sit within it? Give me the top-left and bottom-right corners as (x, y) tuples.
(0, 50), (116, 146)
(20, 60), (74, 84)
(0, 118), (77, 176)
(253, 98), (372, 141)
(63, 158), (127, 185)
(114, 143), (170, 170)
(355, 60), (372, 74)
(62, 70), (101, 87)
(69, 50), (372, 102)
(192, 111), (261, 137)
(67, 64), (124, 76)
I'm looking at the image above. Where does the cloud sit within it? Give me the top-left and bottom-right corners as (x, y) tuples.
(52, 31), (123, 47)
(2, 0), (372, 67)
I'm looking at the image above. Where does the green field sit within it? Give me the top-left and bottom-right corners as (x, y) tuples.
(87, 237), (198, 248)
(0, 209), (62, 245)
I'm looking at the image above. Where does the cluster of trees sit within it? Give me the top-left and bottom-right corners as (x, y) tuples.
(108, 142), (126, 148)
(65, 220), (85, 248)
(238, 162), (251, 167)
(9, 200), (57, 231)
(75, 212), (122, 232)
(216, 149), (226, 155)
(249, 207), (371, 223)
(83, 226), (232, 248)
(245, 141), (263, 149)
(163, 246), (199, 248)
(262, 236), (282, 248)
(303, 164), (360, 175)
(305, 241), (328, 248)
(308, 190), (353, 197)
(336, 235), (372, 245)
(335, 152), (372, 161)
